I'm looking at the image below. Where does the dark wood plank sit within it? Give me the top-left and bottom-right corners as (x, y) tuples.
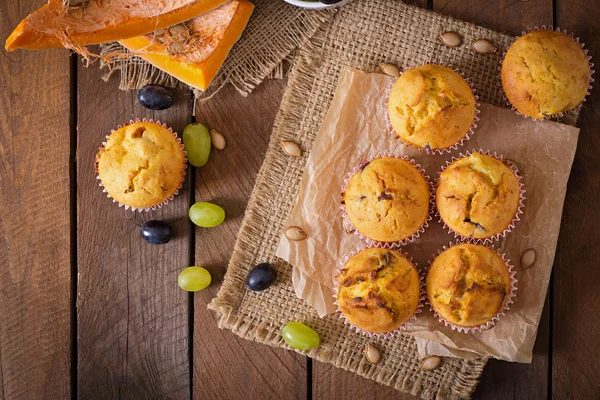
(193, 80), (307, 399)
(434, 0), (552, 36)
(0, 0), (71, 398)
(313, 363), (414, 400)
(432, 1), (554, 400)
(553, 2), (600, 399)
(473, 295), (551, 399)
(77, 58), (191, 399)
(312, 2), (426, 397)
(406, 0), (428, 6)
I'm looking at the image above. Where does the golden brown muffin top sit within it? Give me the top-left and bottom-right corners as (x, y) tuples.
(435, 152), (520, 239)
(427, 243), (511, 328)
(337, 247), (421, 333)
(96, 121), (186, 209)
(342, 157), (430, 243)
(501, 30), (590, 119)
(388, 64), (476, 150)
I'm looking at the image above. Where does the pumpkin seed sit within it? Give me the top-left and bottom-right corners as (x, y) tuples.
(281, 141), (302, 157)
(285, 226), (307, 241)
(169, 24), (190, 37)
(166, 41), (185, 55)
(64, 0), (89, 7)
(364, 344), (381, 365)
(439, 31), (462, 47)
(520, 248), (536, 270)
(210, 129), (227, 150)
(473, 39), (498, 54)
(420, 355), (442, 371)
(379, 63), (400, 78)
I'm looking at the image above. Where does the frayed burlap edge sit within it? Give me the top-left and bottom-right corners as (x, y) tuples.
(99, 6), (332, 99)
(100, 42), (191, 91)
(208, 11), (487, 399)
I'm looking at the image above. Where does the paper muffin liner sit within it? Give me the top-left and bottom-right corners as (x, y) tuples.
(434, 149), (525, 245)
(385, 62), (481, 155)
(340, 152), (434, 248)
(499, 26), (595, 121)
(96, 118), (187, 212)
(425, 241), (518, 333)
(333, 244), (425, 338)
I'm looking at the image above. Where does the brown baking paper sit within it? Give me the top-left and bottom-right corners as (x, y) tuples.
(275, 67), (579, 362)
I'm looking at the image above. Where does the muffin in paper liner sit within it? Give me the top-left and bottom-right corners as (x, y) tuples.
(434, 149), (525, 245)
(385, 62), (481, 155)
(499, 26), (595, 121)
(425, 242), (518, 334)
(333, 244), (425, 338)
(340, 152), (434, 248)
(95, 118), (187, 212)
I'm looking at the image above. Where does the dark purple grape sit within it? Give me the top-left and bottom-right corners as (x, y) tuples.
(246, 263), (277, 291)
(141, 220), (174, 244)
(138, 84), (175, 110)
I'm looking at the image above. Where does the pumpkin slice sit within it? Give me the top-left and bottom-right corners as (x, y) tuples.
(5, 0), (230, 52)
(119, 0), (253, 91)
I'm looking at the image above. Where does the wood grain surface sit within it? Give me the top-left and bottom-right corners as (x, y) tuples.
(193, 81), (308, 400)
(1, 0), (599, 399)
(0, 1), (71, 399)
(433, 0), (552, 37)
(553, 3), (600, 399)
(441, 1), (553, 399)
(76, 58), (191, 399)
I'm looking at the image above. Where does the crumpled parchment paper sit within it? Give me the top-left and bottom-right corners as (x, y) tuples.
(276, 67), (579, 362)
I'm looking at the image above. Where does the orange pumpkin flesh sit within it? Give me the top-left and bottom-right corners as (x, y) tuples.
(119, 0), (253, 91)
(5, 0), (230, 51)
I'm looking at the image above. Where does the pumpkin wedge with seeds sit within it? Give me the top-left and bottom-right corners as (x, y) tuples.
(120, 0), (254, 91)
(5, 0), (230, 52)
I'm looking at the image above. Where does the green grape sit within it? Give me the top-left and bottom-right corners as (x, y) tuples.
(178, 266), (211, 292)
(281, 322), (320, 351)
(189, 202), (225, 227)
(183, 123), (211, 167)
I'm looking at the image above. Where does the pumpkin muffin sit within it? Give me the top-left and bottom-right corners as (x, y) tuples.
(427, 243), (513, 328)
(342, 157), (430, 244)
(96, 120), (186, 210)
(436, 152), (521, 240)
(337, 247), (421, 333)
(501, 30), (590, 119)
(388, 64), (476, 151)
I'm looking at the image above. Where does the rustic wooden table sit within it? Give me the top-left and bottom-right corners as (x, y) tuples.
(1, 0), (599, 399)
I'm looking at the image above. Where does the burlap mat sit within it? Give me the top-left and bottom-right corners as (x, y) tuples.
(99, 0), (331, 97)
(204, 0), (560, 398)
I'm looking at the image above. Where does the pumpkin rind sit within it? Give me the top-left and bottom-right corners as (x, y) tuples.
(5, 0), (231, 51)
